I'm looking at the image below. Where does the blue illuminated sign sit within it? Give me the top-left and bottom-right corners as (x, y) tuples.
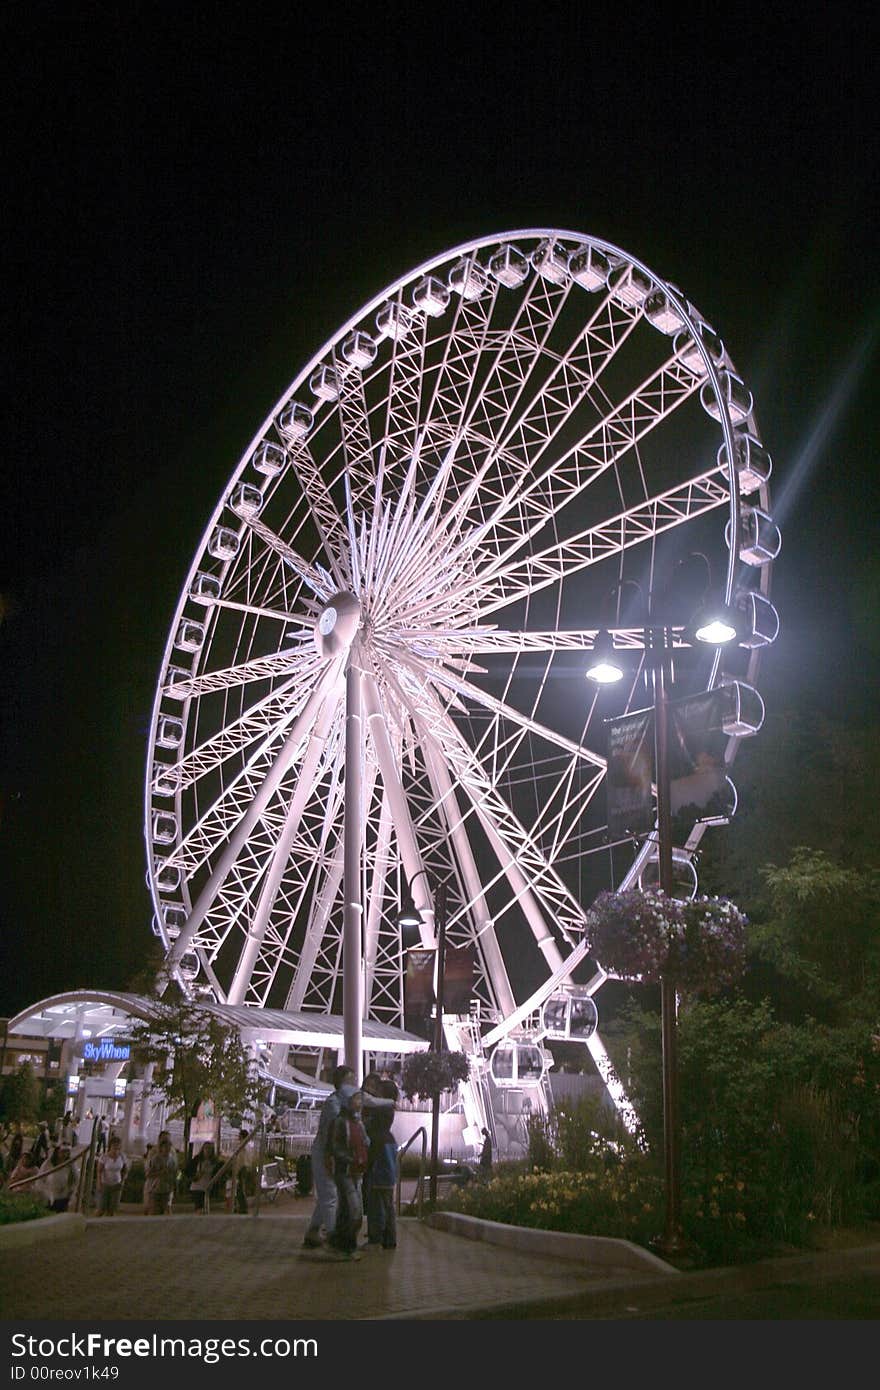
(81, 1040), (131, 1062)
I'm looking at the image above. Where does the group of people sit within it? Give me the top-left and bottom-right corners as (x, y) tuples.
(0, 1113), (129, 1215)
(303, 1066), (400, 1261)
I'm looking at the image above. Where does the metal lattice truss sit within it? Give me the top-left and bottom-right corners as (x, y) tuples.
(145, 230), (774, 1117)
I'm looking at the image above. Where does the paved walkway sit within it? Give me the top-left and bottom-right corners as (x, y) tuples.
(3, 1206), (880, 1321)
(0, 1209), (652, 1321)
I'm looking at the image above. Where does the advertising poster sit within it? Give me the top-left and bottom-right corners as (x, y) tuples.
(190, 1098), (217, 1144)
(443, 943), (475, 1015)
(404, 947), (435, 1038)
(667, 689), (733, 842)
(605, 706), (654, 839)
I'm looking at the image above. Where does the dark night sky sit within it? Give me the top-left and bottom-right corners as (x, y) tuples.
(1, 6), (877, 1016)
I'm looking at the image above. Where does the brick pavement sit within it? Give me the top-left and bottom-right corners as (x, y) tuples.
(0, 1212), (641, 1321)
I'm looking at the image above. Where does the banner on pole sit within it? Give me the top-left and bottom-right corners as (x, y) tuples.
(606, 706), (654, 839)
(443, 943), (475, 1015)
(404, 947), (435, 1038)
(667, 689), (734, 842)
(606, 689), (735, 844)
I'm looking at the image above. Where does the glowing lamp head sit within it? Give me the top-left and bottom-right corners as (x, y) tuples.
(586, 630), (624, 684)
(692, 601), (740, 646)
(694, 616), (738, 645)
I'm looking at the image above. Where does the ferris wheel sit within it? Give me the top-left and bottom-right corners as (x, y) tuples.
(145, 230), (778, 1127)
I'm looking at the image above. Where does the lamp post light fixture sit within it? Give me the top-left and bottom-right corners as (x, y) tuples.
(585, 577), (739, 1258)
(399, 870), (449, 1204)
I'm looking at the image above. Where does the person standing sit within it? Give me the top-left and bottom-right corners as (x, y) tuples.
(7, 1127), (24, 1171)
(364, 1080), (399, 1250)
(326, 1090), (369, 1260)
(37, 1145), (78, 1211)
(96, 1136), (128, 1216)
(479, 1126), (493, 1179)
(302, 1065), (355, 1249)
(232, 1129), (250, 1214)
(188, 1141), (220, 1213)
(144, 1133), (177, 1215)
(31, 1122), (50, 1166)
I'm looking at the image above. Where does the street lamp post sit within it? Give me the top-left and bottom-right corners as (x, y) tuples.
(648, 622), (687, 1257)
(399, 870), (449, 1205)
(429, 877), (447, 1206)
(587, 574), (740, 1258)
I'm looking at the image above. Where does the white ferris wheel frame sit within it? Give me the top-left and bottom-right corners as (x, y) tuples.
(143, 229), (776, 1138)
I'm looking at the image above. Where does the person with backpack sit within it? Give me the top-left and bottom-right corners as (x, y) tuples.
(325, 1090), (369, 1261)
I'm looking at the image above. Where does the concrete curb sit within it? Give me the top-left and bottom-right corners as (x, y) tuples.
(0, 1212), (86, 1251)
(426, 1210), (678, 1275)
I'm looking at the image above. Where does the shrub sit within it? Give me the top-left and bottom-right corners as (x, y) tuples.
(444, 1166), (665, 1246)
(525, 1113), (555, 1173)
(0, 1190), (49, 1225)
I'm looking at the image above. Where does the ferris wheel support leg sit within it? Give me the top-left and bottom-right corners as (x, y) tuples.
(362, 675), (435, 942)
(166, 656), (344, 975)
(421, 734), (517, 1019)
(343, 651), (365, 1081)
(362, 786), (394, 1015)
(282, 852), (345, 1017)
(225, 692), (342, 1005)
(467, 791), (566, 976)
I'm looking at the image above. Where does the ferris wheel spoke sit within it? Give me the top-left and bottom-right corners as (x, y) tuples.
(424, 672), (608, 876)
(376, 299), (431, 476)
(225, 692), (344, 1004)
(440, 291), (641, 537)
(165, 659), (345, 969)
(274, 440), (351, 590)
(237, 514), (337, 599)
(412, 658), (607, 773)
(362, 782), (395, 1017)
(165, 643), (317, 700)
(386, 625), (683, 657)
(400, 675), (588, 951)
(474, 463), (730, 618)
(362, 672), (439, 940)
(157, 662), (323, 795)
(459, 351), (705, 573)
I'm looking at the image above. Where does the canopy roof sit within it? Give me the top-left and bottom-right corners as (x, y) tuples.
(8, 990), (429, 1055)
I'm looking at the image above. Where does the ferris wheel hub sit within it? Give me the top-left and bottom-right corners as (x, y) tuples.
(313, 591), (361, 657)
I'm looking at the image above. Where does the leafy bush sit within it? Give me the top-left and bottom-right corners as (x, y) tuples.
(0, 1190), (49, 1225)
(445, 1166), (665, 1246)
(526, 1094), (633, 1174)
(525, 1113), (555, 1173)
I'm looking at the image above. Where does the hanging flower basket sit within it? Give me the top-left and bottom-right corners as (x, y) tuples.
(400, 1050), (471, 1102)
(586, 888), (747, 995)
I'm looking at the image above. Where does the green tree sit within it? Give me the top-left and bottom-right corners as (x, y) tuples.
(129, 989), (263, 1154)
(751, 848), (880, 1022)
(1, 1062), (41, 1124)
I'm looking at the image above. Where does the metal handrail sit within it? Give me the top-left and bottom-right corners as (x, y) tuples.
(396, 1126), (427, 1220)
(75, 1118), (100, 1213)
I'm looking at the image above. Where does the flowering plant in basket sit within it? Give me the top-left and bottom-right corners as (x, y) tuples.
(586, 888), (747, 995)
